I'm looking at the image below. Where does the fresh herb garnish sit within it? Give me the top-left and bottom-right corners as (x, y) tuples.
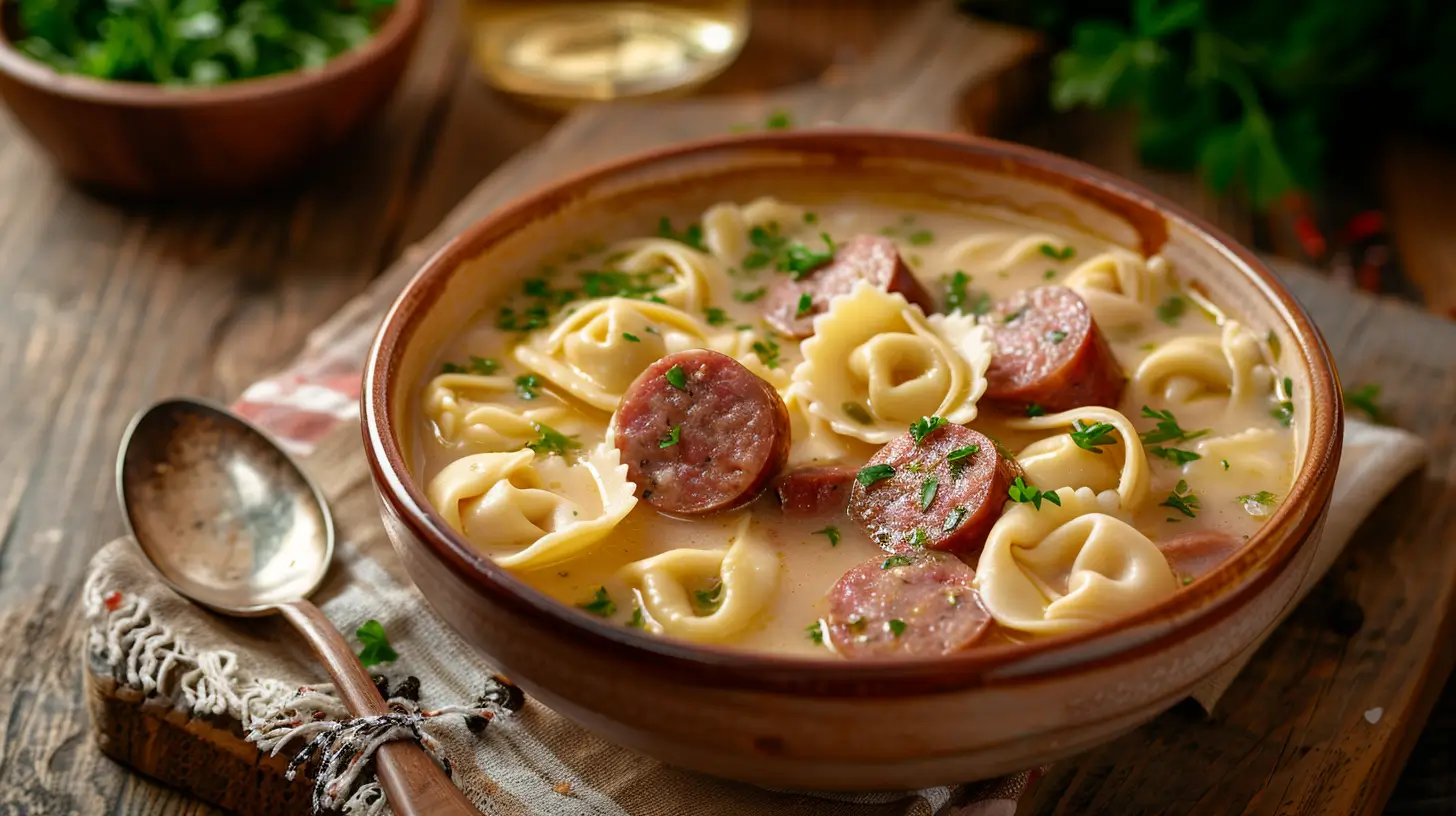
(764, 110), (793, 130)
(887, 619), (908, 638)
(579, 587), (616, 617)
(659, 426), (681, 449)
(1046, 329), (1068, 344)
(468, 356), (500, 375)
(881, 555), (912, 569)
(1004, 307), (1028, 324)
(1148, 446), (1202, 465)
(804, 212), (818, 224)
(1156, 295), (1186, 325)
(909, 415), (947, 445)
(692, 582), (724, 615)
(1272, 376), (1295, 427)
(734, 287), (767, 303)
(355, 620), (398, 668)
(796, 292), (813, 317)
(664, 364), (688, 391)
(1009, 476), (1062, 510)
(857, 464), (896, 487)
(742, 224), (787, 270)
(943, 506), (968, 532)
(657, 217), (707, 251)
(945, 270), (971, 313)
(751, 338), (781, 369)
(806, 620), (825, 644)
(622, 332), (641, 342)
(526, 423), (581, 457)
(780, 233), (836, 278)
(1221, 459), (1231, 471)
(908, 230), (935, 246)
(1069, 420), (1118, 453)
(514, 374), (542, 401)
(1139, 405), (1209, 444)
(918, 477), (939, 512)
(946, 444), (981, 464)
(1025, 403), (1047, 417)
(842, 401), (874, 425)
(1044, 268), (1058, 280)
(813, 526), (841, 546)
(910, 528), (929, 547)
(1237, 490), (1279, 517)
(1343, 384), (1383, 422)
(1039, 243), (1075, 261)
(1160, 480), (1201, 518)
(628, 605), (645, 629)
(441, 362), (466, 374)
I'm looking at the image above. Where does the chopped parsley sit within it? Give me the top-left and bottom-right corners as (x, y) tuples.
(664, 364), (688, 390)
(946, 444), (981, 464)
(1155, 295), (1186, 325)
(1138, 405), (1209, 445)
(742, 223), (789, 270)
(578, 587), (616, 617)
(1160, 480), (1200, 518)
(813, 526), (841, 546)
(1009, 476), (1061, 510)
(943, 506), (968, 532)
(857, 463), (896, 487)
(657, 217), (707, 251)
(764, 110), (793, 130)
(514, 374), (542, 401)
(1045, 329), (1068, 344)
(945, 270), (970, 313)
(881, 555), (912, 569)
(628, 605), (645, 629)
(1148, 446), (1202, 465)
(692, 582), (723, 615)
(1221, 459), (1231, 471)
(1069, 420), (1118, 453)
(1237, 490), (1279, 517)
(918, 477), (939, 512)
(658, 426), (681, 449)
(466, 356), (500, 374)
(704, 307), (730, 326)
(526, 423), (581, 457)
(1003, 307), (1028, 324)
(1024, 403), (1047, 417)
(781, 233), (837, 279)
(1343, 384), (1382, 422)
(909, 415), (947, 445)
(496, 266), (674, 332)
(806, 620), (825, 644)
(842, 401), (874, 425)
(1044, 268), (1058, 280)
(803, 212), (818, 224)
(1039, 243), (1075, 261)
(796, 292), (813, 317)
(907, 230), (934, 246)
(441, 362), (467, 374)
(355, 620), (398, 668)
(910, 528), (929, 547)
(734, 287), (767, 303)
(1272, 376), (1295, 427)
(752, 338), (781, 369)
(622, 332), (640, 342)
(887, 619), (908, 638)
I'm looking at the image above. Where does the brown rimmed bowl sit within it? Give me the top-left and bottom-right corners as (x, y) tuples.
(361, 130), (1342, 790)
(0, 0), (422, 198)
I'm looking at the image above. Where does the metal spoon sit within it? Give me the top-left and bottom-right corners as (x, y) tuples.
(116, 397), (480, 816)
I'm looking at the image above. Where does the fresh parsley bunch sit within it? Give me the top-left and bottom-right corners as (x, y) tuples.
(16, 0), (397, 86)
(964, 0), (1456, 210)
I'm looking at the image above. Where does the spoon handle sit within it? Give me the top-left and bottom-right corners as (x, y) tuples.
(278, 599), (483, 816)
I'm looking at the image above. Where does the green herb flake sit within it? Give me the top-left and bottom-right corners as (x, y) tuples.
(1044, 268), (1058, 280)
(734, 287), (767, 303)
(1343, 384), (1383, 422)
(780, 233), (837, 279)
(806, 620), (825, 644)
(908, 230), (935, 246)
(1069, 420), (1118, 453)
(514, 374), (542, 401)
(441, 362), (466, 374)
(813, 526), (841, 546)
(526, 423), (582, 457)
(1039, 243), (1075, 261)
(1139, 405), (1210, 445)
(622, 332), (641, 342)
(1182, 575), (1195, 586)
(468, 356), (500, 375)
(804, 212), (819, 224)
(356, 620), (398, 668)
(664, 364), (688, 391)
(752, 338), (782, 369)
(1009, 476), (1060, 510)
(857, 463), (896, 487)
(658, 426), (681, 449)
(692, 582), (724, 615)
(943, 506), (968, 532)
(704, 307), (730, 326)
(796, 292), (813, 317)
(765, 110), (793, 130)
(657, 217), (707, 251)
(842, 401), (874, 425)
(1237, 490), (1279, 517)
(1148, 446), (1202, 465)
(628, 605), (645, 629)
(1156, 295), (1187, 326)
(1046, 329), (1068, 344)
(881, 555), (912, 570)
(1222, 459), (1231, 471)
(944, 270), (971, 313)
(911, 527), (929, 547)
(887, 619), (908, 638)
(918, 477), (939, 512)
(1160, 480), (1201, 518)
(1025, 403), (1047, 418)
(909, 415), (947, 445)
(579, 587), (616, 617)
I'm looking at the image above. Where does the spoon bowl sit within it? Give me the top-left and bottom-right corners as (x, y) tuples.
(117, 398), (333, 615)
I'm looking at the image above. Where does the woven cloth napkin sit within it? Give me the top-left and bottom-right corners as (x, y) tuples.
(83, 311), (1427, 814)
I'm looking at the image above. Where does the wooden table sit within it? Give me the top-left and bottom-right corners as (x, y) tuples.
(1, 2), (1452, 813)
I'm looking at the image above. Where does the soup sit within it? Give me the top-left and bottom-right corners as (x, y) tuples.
(414, 198), (1295, 658)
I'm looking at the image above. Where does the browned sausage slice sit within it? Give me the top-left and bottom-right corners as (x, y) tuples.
(984, 286), (1126, 413)
(848, 423), (1022, 557)
(764, 234), (936, 338)
(774, 466), (856, 517)
(1159, 530), (1245, 584)
(827, 553), (991, 659)
(613, 349), (790, 515)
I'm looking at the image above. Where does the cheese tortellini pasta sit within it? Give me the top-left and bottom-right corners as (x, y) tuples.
(947, 232), (1071, 275)
(701, 197), (806, 263)
(1066, 251), (1172, 329)
(1009, 406), (1151, 511)
(976, 487), (1179, 635)
(610, 238), (727, 313)
(424, 372), (579, 450)
(792, 282), (993, 443)
(426, 445), (637, 570)
(1133, 321), (1270, 410)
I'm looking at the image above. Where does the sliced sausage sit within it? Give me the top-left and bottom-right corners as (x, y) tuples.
(983, 286), (1126, 412)
(1159, 530), (1245, 584)
(764, 234), (936, 338)
(613, 349), (790, 515)
(774, 465), (856, 517)
(827, 552), (991, 659)
(848, 423), (1022, 557)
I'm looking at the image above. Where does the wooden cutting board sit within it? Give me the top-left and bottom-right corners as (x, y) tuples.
(86, 2), (1456, 815)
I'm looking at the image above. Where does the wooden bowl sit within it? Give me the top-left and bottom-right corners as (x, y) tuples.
(361, 131), (1343, 790)
(0, 0), (422, 198)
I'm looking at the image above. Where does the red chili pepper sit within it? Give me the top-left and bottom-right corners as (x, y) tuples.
(103, 591), (123, 612)
(1294, 214), (1327, 260)
(1342, 210), (1385, 244)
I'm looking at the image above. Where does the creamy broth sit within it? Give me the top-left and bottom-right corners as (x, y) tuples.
(415, 199), (1295, 657)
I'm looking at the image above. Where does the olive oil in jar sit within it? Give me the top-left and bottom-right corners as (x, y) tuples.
(464, 1), (750, 109)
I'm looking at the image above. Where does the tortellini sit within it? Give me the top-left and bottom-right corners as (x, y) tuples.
(426, 445), (637, 570)
(1066, 251), (1172, 329)
(1184, 428), (1293, 487)
(514, 298), (712, 412)
(1133, 321), (1270, 411)
(792, 282), (993, 443)
(947, 232), (1071, 275)
(975, 487), (1179, 635)
(424, 372), (578, 450)
(618, 515), (780, 642)
(783, 386), (854, 466)
(1009, 406), (1151, 511)
(609, 238), (727, 313)
(710, 327), (793, 391)
(701, 197), (806, 263)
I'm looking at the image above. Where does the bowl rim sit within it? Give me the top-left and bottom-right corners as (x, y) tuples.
(0, 0), (421, 106)
(361, 129), (1343, 695)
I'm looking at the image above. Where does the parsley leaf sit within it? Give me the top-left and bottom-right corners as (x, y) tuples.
(1272, 377), (1295, 426)
(1039, 242), (1075, 261)
(514, 374), (542, 401)
(842, 401), (874, 425)
(734, 287), (767, 302)
(910, 528), (929, 547)
(806, 620), (825, 644)
(664, 364), (688, 390)
(1025, 403), (1047, 417)
(622, 332), (641, 342)
(813, 526), (841, 546)
(356, 619), (398, 668)
(1343, 384), (1383, 422)
(1008, 476), (1061, 510)
(1160, 479), (1201, 518)
(1139, 405), (1209, 444)
(1148, 446), (1202, 465)
(946, 444), (980, 463)
(692, 582), (724, 614)
(908, 230), (935, 246)
(628, 605), (646, 629)
(887, 619), (908, 637)
(1045, 329), (1068, 344)
(918, 477), (939, 512)
(857, 464), (896, 487)
(780, 233), (836, 279)
(526, 423), (581, 457)
(944, 270), (971, 313)
(1069, 420), (1118, 453)
(881, 555), (912, 569)
(579, 587), (616, 617)
(909, 415), (947, 445)
(751, 338), (781, 369)
(469, 356), (500, 375)
(657, 217), (707, 251)
(764, 110), (793, 130)
(659, 426), (681, 449)
(796, 292), (813, 317)
(1237, 490), (1279, 517)
(703, 307), (730, 326)
(1156, 295), (1186, 325)
(943, 506), (968, 532)
(441, 362), (466, 374)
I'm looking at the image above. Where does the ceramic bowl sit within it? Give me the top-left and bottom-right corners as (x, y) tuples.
(0, 0), (421, 198)
(361, 130), (1342, 790)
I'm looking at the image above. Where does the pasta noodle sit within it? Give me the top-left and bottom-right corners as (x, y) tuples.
(1008, 406), (1151, 511)
(783, 386), (854, 466)
(1065, 251), (1172, 329)
(1133, 321), (1269, 409)
(947, 232), (1071, 275)
(793, 282), (993, 443)
(701, 197), (806, 263)
(426, 445), (638, 570)
(618, 515), (780, 642)
(975, 487), (1179, 635)
(424, 372), (577, 450)
(610, 237), (727, 313)
(1185, 428), (1293, 487)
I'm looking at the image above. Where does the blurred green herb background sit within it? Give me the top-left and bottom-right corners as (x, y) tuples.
(964, 0), (1456, 211)
(15, 0), (397, 86)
